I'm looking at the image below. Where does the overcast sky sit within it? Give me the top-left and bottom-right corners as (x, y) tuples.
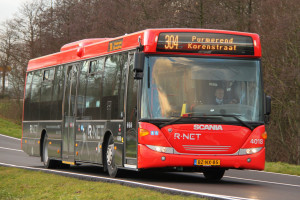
(0, 0), (28, 23)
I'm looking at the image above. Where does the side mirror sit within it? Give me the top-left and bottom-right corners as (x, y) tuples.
(264, 95), (271, 124)
(265, 95), (271, 115)
(133, 52), (145, 79)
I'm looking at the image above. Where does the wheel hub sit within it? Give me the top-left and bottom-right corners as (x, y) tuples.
(107, 144), (114, 166)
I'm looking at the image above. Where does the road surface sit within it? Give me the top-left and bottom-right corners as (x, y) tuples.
(0, 134), (299, 200)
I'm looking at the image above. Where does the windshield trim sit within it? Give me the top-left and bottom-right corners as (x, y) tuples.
(141, 55), (264, 123)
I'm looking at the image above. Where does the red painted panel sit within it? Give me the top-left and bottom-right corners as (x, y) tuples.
(161, 124), (251, 155)
(26, 29), (261, 72)
(138, 144), (265, 170)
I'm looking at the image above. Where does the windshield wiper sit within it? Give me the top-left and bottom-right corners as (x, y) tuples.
(158, 116), (190, 129)
(158, 114), (254, 130)
(197, 114), (254, 131)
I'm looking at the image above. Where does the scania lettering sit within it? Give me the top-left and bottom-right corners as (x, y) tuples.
(194, 124), (223, 131)
(22, 29), (271, 181)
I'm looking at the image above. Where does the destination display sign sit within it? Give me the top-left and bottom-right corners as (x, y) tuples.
(108, 39), (123, 52)
(156, 32), (254, 55)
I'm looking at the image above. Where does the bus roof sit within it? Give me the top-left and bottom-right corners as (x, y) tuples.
(27, 28), (261, 72)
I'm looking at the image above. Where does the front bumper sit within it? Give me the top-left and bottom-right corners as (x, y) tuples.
(138, 144), (265, 170)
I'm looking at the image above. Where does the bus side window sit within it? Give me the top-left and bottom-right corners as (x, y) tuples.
(78, 61), (89, 119)
(24, 72), (34, 121)
(83, 58), (105, 120)
(30, 71), (43, 120)
(41, 68), (55, 120)
(51, 66), (64, 120)
(102, 53), (127, 119)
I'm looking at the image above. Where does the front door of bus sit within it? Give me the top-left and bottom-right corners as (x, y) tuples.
(62, 65), (78, 164)
(125, 54), (138, 167)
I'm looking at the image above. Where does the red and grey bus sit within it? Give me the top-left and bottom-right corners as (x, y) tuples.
(22, 29), (271, 181)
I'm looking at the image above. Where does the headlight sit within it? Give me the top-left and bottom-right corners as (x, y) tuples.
(146, 145), (175, 154)
(238, 147), (263, 155)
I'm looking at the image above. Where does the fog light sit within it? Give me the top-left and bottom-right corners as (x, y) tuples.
(247, 158), (251, 163)
(161, 156), (166, 161)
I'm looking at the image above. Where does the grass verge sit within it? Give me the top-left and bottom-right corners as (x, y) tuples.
(0, 166), (202, 200)
(265, 162), (300, 176)
(0, 117), (22, 139)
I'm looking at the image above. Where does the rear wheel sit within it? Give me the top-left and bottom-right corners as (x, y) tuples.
(203, 168), (225, 182)
(42, 134), (59, 169)
(105, 135), (118, 177)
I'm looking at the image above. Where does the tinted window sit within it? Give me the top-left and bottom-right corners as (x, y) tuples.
(51, 66), (64, 120)
(78, 58), (104, 120)
(77, 61), (89, 119)
(89, 59), (104, 74)
(30, 71), (42, 120)
(40, 68), (55, 120)
(24, 72), (33, 120)
(102, 53), (127, 119)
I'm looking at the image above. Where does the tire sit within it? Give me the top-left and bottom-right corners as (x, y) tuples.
(42, 134), (59, 169)
(105, 135), (118, 177)
(203, 168), (225, 182)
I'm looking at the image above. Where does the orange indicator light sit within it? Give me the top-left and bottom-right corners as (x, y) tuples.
(139, 128), (150, 137)
(261, 132), (267, 139)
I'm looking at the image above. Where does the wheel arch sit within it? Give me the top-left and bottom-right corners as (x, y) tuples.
(40, 129), (47, 161)
(102, 130), (113, 171)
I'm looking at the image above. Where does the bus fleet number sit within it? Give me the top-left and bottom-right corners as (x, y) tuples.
(250, 139), (263, 144)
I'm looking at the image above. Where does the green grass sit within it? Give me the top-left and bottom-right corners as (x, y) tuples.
(265, 162), (300, 176)
(0, 99), (22, 125)
(0, 117), (22, 139)
(0, 166), (202, 200)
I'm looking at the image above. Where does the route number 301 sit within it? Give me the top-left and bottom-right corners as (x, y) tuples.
(250, 139), (263, 144)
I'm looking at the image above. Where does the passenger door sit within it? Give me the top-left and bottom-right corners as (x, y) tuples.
(62, 64), (78, 164)
(125, 53), (138, 168)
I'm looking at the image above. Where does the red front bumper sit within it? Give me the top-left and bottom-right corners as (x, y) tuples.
(138, 144), (265, 170)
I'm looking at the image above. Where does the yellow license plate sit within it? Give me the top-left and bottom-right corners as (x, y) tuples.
(194, 159), (220, 166)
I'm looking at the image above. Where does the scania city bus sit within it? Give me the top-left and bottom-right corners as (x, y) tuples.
(22, 29), (271, 181)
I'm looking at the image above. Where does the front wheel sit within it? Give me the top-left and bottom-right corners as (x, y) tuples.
(105, 135), (118, 177)
(203, 168), (225, 182)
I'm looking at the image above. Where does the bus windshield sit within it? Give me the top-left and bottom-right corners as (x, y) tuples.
(141, 56), (263, 123)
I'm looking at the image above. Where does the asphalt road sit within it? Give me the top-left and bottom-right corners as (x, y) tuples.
(0, 134), (299, 200)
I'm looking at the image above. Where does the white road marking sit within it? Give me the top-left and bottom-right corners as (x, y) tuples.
(0, 162), (253, 200)
(224, 176), (300, 188)
(0, 147), (23, 152)
(249, 169), (300, 178)
(0, 134), (21, 141)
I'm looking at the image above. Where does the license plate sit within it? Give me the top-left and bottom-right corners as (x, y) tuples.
(194, 159), (220, 166)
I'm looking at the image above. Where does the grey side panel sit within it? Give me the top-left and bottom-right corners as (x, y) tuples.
(22, 121), (63, 158)
(74, 120), (124, 165)
(21, 138), (40, 156)
(22, 121), (41, 156)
